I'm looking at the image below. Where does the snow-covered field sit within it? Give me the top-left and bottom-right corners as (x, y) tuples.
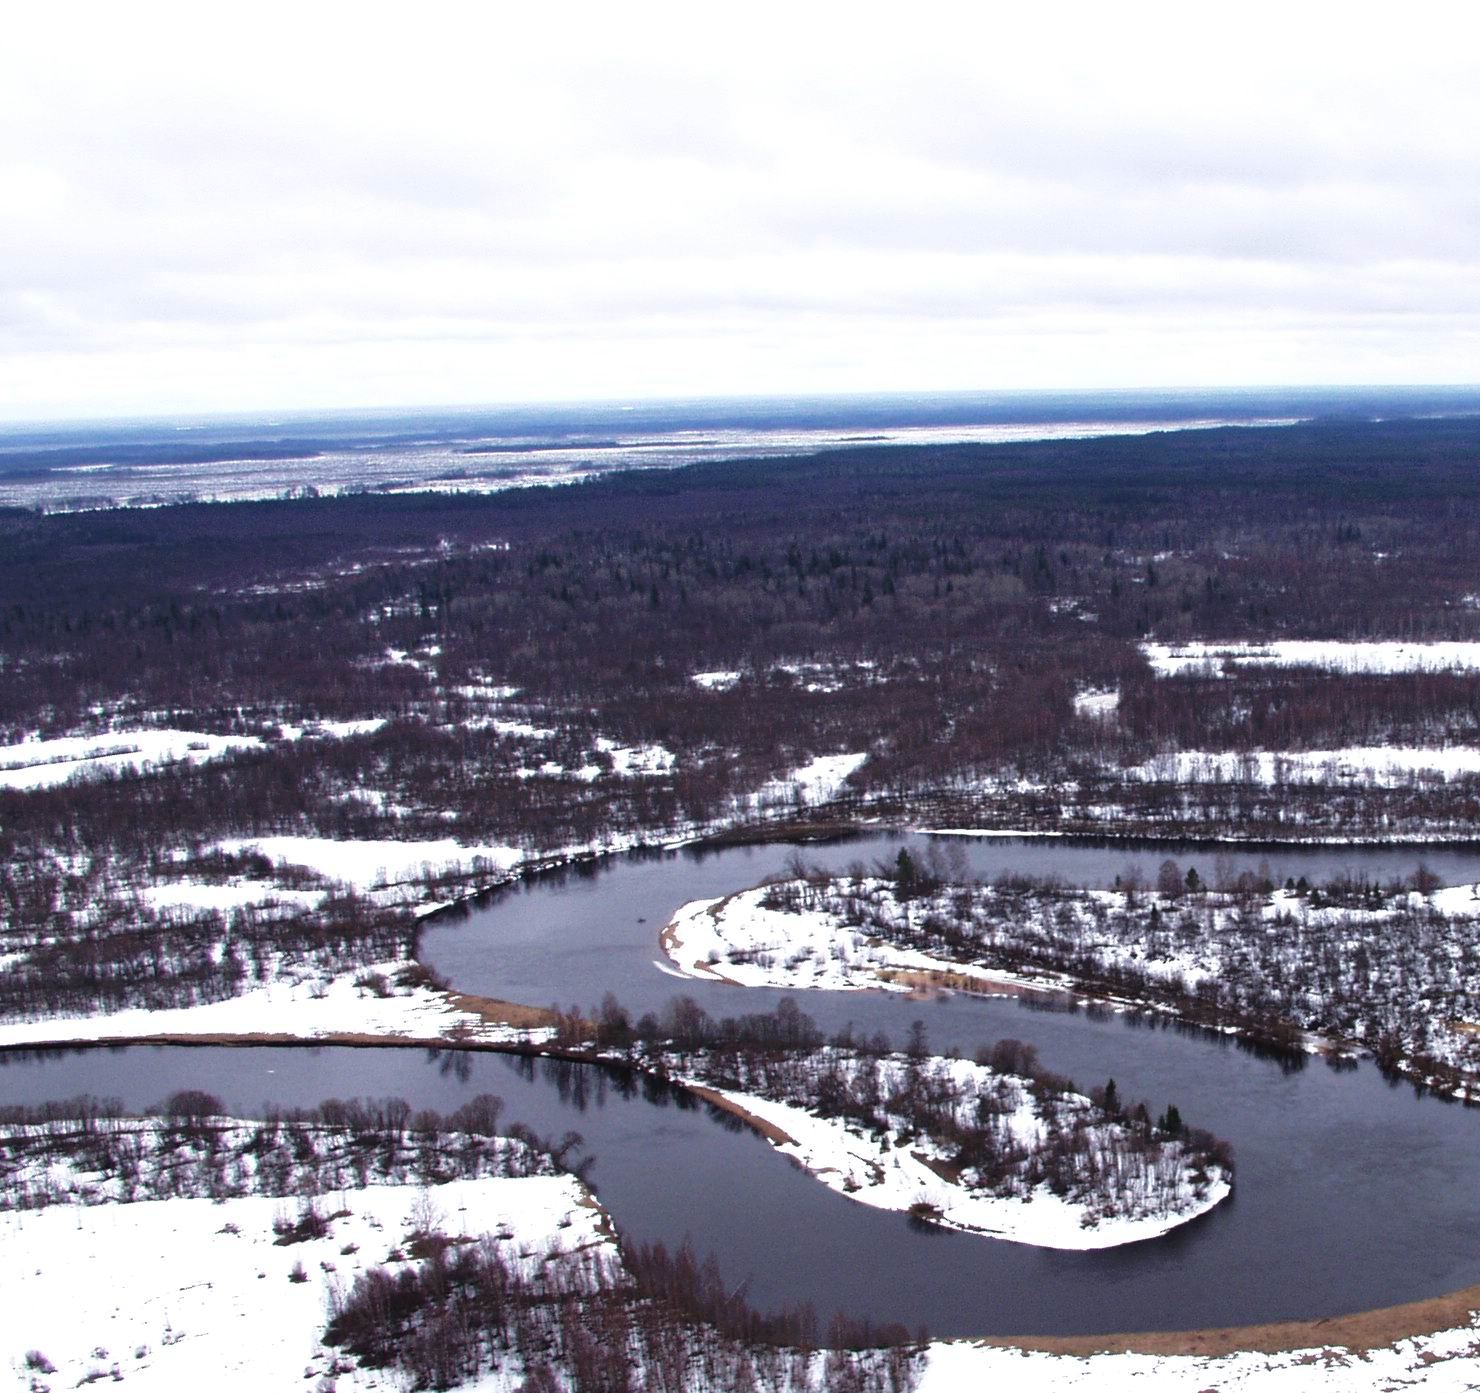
(0, 729), (263, 790)
(213, 835), (521, 899)
(1141, 640), (1480, 677)
(3, 1144), (1476, 1393)
(0, 1173), (603, 1392)
(1129, 746), (1480, 785)
(0, 720), (395, 791)
(751, 751), (869, 809)
(0, 958), (552, 1051)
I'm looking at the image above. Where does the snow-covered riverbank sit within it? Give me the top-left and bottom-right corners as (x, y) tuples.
(0, 956), (553, 1051)
(663, 874), (1480, 1092)
(0, 1172), (604, 1392)
(683, 1071), (1230, 1250)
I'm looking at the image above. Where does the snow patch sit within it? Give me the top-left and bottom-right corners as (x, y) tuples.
(0, 730), (262, 790)
(1142, 639), (1480, 677)
(213, 835), (521, 894)
(0, 1175), (601, 1393)
(1128, 747), (1480, 785)
(1073, 687), (1120, 720)
(0, 958), (551, 1050)
(691, 669), (743, 690)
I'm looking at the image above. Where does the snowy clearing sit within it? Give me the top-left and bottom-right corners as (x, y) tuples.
(275, 717), (388, 740)
(214, 835), (521, 896)
(0, 729), (262, 790)
(0, 1174), (602, 1393)
(752, 751), (869, 809)
(691, 668), (743, 690)
(0, 958), (551, 1051)
(1141, 640), (1480, 677)
(1073, 687), (1120, 720)
(1128, 746), (1480, 785)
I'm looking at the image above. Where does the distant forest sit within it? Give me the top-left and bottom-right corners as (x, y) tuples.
(6, 416), (1480, 865)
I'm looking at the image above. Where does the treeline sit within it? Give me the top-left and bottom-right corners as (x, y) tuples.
(0, 849), (409, 1021)
(10, 415), (1480, 998)
(0, 1091), (588, 1210)
(1119, 668), (1480, 752)
(561, 995), (1230, 1226)
(764, 870), (1480, 1096)
(326, 1230), (920, 1393)
(5, 418), (1480, 815)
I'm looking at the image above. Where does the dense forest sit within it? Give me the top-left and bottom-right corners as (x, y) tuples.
(6, 417), (1480, 1020)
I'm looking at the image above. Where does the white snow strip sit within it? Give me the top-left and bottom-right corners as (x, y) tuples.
(0, 730), (262, 790)
(214, 836), (521, 893)
(0, 1175), (602, 1393)
(0, 959), (551, 1050)
(1128, 747), (1480, 785)
(136, 881), (322, 915)
(1142, 640), (1480, 677)
(917, 1326), (1480, 1392)
(275, 717), (387, 740)
(691, 669), (743, 690)
(489, 717), (557, 739)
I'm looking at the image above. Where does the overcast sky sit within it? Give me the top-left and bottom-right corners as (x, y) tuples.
(4, 1), (1479, 420)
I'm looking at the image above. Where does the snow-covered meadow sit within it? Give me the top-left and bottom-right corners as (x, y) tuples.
(0, 1172), (604, 1392)
(0, 729), (263, 790)
(1140, 640), (1480, 678)
(0, 955), (552, 1051)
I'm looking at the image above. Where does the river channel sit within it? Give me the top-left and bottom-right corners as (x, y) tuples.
(4, 833), (1480, 1339)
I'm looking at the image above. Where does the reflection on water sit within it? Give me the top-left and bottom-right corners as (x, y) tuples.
(7, 833), (1480, 1337)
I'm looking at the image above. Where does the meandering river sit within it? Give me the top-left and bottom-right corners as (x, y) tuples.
(5, 834), (1480, 1338)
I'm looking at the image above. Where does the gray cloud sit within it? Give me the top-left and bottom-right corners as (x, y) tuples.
(3, 0), (1479, 417)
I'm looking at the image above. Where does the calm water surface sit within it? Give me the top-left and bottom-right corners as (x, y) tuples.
(5, 834), (1480, 1338)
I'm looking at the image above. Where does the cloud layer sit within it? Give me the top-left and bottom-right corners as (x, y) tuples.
(5, 1), (1479, 417)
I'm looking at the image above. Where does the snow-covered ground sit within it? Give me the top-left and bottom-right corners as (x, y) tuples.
(1128, 746), (1480, 785)
(0, 729), (263, 790)
(752, 751), (869, 809)
(663, 888), (1036, 997)
(665, 876), (1480, 1090)
(275, 717), (388, 740)
(1141, 640), (1480, 677)
(0, 958), (552, 1051)
(4, 1163), (1478, 1392)
(1073, 687), (1120, 720)
(214, 835), (521, 898)
(683, 1072), (1229, 1250)
(917, 1328), (1480, 1392)
(0, 1173), (603, 1393)
(691, 668), (743, 690)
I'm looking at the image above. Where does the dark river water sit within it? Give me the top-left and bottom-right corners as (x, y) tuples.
(4, 833), (1480, 1339)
